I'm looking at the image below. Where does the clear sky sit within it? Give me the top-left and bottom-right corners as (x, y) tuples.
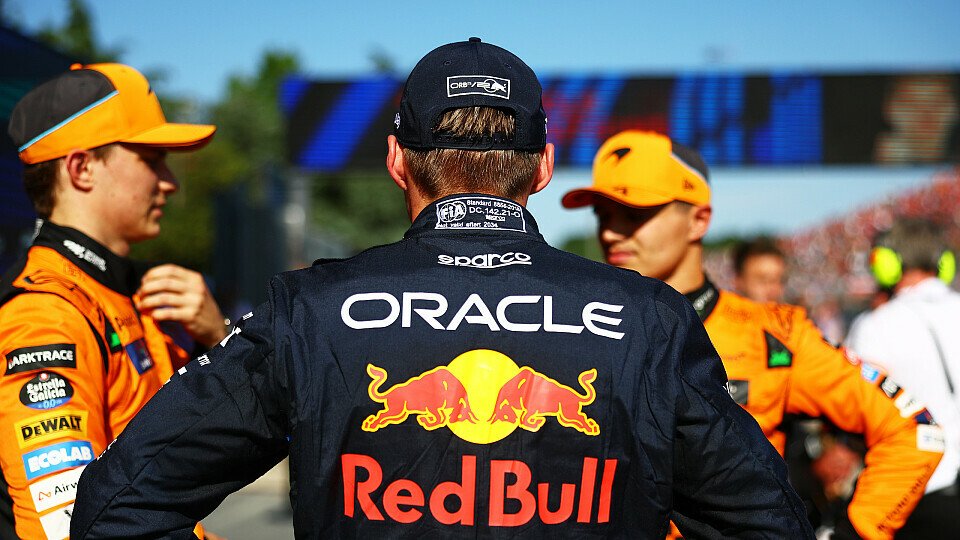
(8, 0), (960, 243)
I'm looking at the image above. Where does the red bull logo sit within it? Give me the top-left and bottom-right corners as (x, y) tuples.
(363, 349), (599, 443)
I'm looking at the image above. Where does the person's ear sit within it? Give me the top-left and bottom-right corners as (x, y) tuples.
(63, 149), (97, 192)
(689, 204), (712, 242)
(529, 143), (555, 195)
(386, 135), (409, 193)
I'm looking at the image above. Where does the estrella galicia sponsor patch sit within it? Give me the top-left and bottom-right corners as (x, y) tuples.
(447, 75), (510, 99)
(22, 440), (93, 480)
(125, 338), (154, 374)
(29, 465), (84, 513)
(15, 410), (87, 448)
(764, 332), (793, 368)
(6, 344), (76, 375)
(726, 379), (749, 405)
(434, 196), (526, 232)
(19, 372), (73, 410)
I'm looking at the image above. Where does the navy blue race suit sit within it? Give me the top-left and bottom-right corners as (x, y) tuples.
(71, 194), (812, 539)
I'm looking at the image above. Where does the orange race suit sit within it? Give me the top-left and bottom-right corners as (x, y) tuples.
(680, 279), (944, 540)
(0, 222), (197, 540)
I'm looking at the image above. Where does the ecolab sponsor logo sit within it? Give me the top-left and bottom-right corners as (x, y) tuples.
(447, 75), (510, 99)
(341, 292), (624, 340)
(63, 239), (106, 272)
(23, 440), (93, 480)
(438, 252), (532, 269)
(29, 465), (84, 513)
(343, 455), (616, 526)
(6, 343), (76, 375)
(20, 372), (73, 410)
(16, 410), (87, 448)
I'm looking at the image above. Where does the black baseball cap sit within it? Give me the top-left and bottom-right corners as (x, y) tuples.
(395, 37), (547, 151)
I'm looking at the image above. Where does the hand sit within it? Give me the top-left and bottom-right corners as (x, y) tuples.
(136, 264), (228, 348)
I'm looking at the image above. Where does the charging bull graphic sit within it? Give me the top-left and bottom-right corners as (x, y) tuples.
(362, 350), (600, 441)
(363, 364), (478, 431)
(488, 367), (599, 435)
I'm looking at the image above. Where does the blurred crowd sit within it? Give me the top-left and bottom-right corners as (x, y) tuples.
(707, 166), (960, 340)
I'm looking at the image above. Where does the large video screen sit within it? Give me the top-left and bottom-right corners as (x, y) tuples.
(282, 72), (960, 172)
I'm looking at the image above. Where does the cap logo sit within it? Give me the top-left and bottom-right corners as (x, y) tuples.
(447, 75), (510, 99)
(683, 179), (694, 190)
(609, 148), (631, 161)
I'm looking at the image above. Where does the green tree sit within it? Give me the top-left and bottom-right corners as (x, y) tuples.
(34, 0), (122, 62)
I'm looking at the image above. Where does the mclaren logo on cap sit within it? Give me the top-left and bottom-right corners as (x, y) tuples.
(448, 76), (510, 99)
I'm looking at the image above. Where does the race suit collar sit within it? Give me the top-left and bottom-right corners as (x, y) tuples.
(684, 276), (721, 321)
(33, 221), (146, 296)
(405, 193), (545, 241)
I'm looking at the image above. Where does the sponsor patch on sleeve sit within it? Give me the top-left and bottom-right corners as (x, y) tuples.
(29, 465), (84, 513)
(917, 424), (946, 453)
(22, 440), (93, 481)
(39, 502), (73, 540)
(725, 379), (749, 405)
(6, 344), (76, 375)
(19, 372), (73, 410)
(15, 411), (87, 448)
(124, 338), (154, 374)
(859, 364), (881, 383)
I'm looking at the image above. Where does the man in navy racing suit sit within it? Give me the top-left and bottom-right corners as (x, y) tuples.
(71, 38), (813, 539)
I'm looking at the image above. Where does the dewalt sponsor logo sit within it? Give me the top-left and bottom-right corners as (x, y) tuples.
(15, 411), (87, 448)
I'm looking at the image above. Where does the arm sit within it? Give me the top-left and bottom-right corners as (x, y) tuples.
(784, 311), (943, 539)
(0, 294), (108, 540)
(70, 300), (289, 539)
(656, 289), (813, 539)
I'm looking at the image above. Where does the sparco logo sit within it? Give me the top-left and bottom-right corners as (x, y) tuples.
(63, 239), (106, 272)
(6, 344), (76, 375)
(447, 75), (510, 99)
(437, 201), (467, 223)
(438, 252), (532, 269)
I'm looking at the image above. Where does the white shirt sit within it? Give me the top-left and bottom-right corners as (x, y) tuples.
(846, 277), (960, 493)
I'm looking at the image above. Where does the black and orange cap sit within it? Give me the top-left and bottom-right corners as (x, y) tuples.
(8, 63), (216, 165)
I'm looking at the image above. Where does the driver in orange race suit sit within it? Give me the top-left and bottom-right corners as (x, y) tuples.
(562, 130), (944, 540)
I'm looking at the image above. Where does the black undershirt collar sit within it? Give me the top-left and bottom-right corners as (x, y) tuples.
(684, 277), (721, 321)
(32, 221), (148, 297)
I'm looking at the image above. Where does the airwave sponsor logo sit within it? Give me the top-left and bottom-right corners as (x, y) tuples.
(23, 440), (93, 480)
(438, 252), (532, 269)
(341, 291), (625, 340)
(16, 410), (87, 448)
(6, 343), (76, 375)
(39, 502), (73, 540)
(63, 239), (106, 272)
(29, 465), (84, 513)
(447, 75), (510, 99)
(20, 372), (73, 410)
(437, 201), (467, 223)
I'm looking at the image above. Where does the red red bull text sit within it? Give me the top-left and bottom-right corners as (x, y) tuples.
(342, 454), (618, 526)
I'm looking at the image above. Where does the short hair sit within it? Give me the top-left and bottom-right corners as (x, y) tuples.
(401, 107), (542, 200)
(875, 218), (949, 274)
(733, 236), (785, 276)
(22, 144), (115, 219)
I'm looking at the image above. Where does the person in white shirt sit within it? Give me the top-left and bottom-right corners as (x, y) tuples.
(846, 217), (960, 538)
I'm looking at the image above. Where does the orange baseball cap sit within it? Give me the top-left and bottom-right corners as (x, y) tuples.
(561, 130), (710, 209)
(8, 63), (216, 165)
